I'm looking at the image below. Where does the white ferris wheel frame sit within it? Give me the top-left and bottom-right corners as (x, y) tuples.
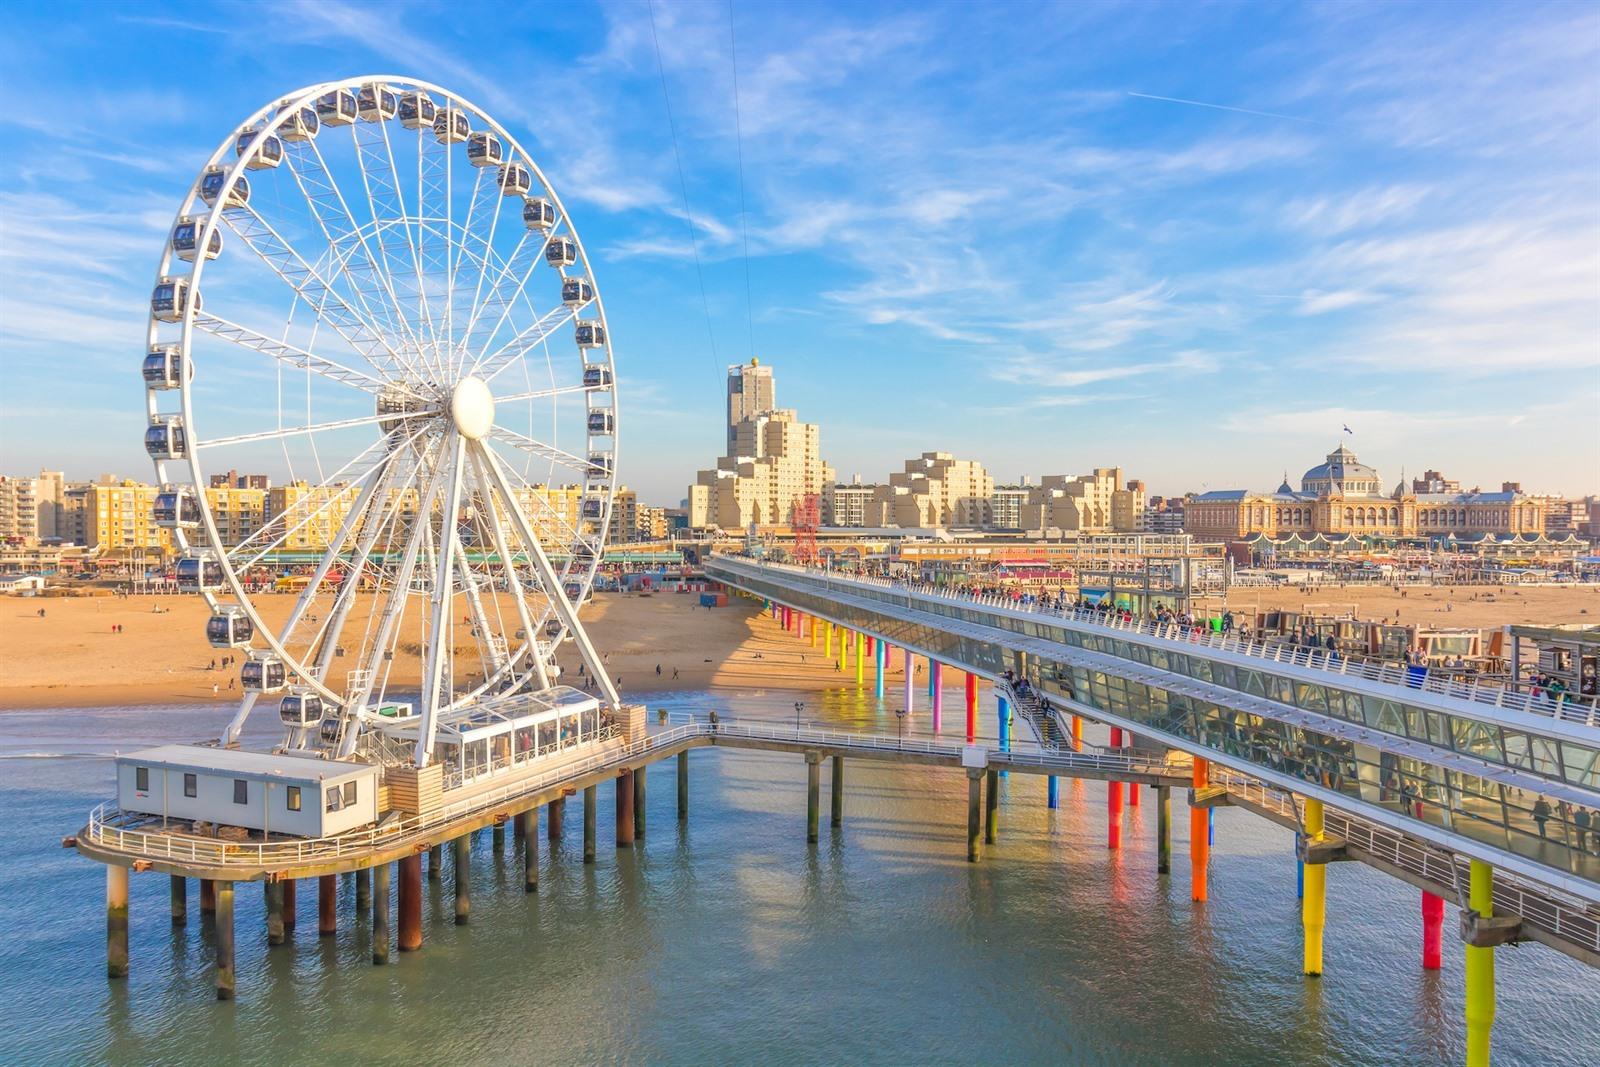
(143, 76), (623, 768)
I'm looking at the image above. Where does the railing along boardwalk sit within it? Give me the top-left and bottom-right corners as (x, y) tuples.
(711, 557), (1600, 728)
(80, 716), (1181, 872)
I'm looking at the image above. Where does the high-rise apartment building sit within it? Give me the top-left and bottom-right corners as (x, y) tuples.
(0, 476), (39, 544)
(871, 452), (993, 528)
(690, 360), (835, 530)
(725, 358), (776, 452)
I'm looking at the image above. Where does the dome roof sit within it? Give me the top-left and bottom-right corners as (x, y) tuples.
(1301, 444), (1381, 491)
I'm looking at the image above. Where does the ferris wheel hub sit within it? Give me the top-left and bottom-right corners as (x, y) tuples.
(449, 376), (495, 440)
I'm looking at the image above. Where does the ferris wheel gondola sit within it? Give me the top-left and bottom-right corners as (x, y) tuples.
(141, 76), (622, 771)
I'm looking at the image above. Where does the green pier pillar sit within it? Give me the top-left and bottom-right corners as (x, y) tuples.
(831, 756), (844, 827)
(634, 763), (648, 841)
(985, 769), (999, 844)
(966, 769), (983, 862)
(677, 751), (689, 822)
(1157, 785), (1172, 875)
(806, 751), (822, 843)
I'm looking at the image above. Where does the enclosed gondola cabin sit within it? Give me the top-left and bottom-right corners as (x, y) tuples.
(522, 196), (556, 231)
(242, 656), (288, 693)
(199, 166), (249, 208)
(175, 553), (223, 592)
(586, 410), (614, 434)
(278, 691), (325, 728)
(562, 277), (594, 308)
(153, 486), (200, 529)
(151, 277), (200, 323)
(278, 104), (319, 142)
(144, 418), (186, 461)
(587, 452), (612, 476)
(498, 162), (531, 196)
(317, 88), (358, 127)
(234, 128), (283, 170)
(545, 236), (576, 267)
(318, 716), (344, 748)
(115, 745), (380, 838)
(574, 320), (605, 348)
(563, 581), (584, 602)
(544, 619), (563, 639)
(581, 498), (603, 519)
(398, 91), (437, 129)
(142, 345), (185, 389)
(357, 83), (398, 122)
(171, 216), (222, 262)
(466, 131), (504, 168)
(206, 608), (253, 649)
(433, 108), (470, 144)
(583, 365), (612, 388)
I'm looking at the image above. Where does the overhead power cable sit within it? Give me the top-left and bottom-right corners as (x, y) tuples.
(727, 0), (757, 362)
(647, 0), (723, 383)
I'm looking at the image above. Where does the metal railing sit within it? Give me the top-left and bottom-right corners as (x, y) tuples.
(1212, 767), (1600, 957)
(712, 557), (1600, 728)
(80, 717), (1173, 870)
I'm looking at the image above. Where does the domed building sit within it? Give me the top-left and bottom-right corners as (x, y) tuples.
(1300, 445), (1384, 497)
(1185, 444), (1548, 547)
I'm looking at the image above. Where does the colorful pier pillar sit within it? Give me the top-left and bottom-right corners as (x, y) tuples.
(106, 866), (129, 979)
(808, 616), (816, 647)
(1107, 727), (1123, 848)
(1422, 891), (1445, 971)
(823, 621), (833, 657)
(1190, 757), (1210, 902)
(1047, 775), (1059, 809)
(1465, 860), (1496, 1067)
(837, 628), (848, 673)
(931, 662), (944, 733)
(903, 648), (915, 716)
(1302, 797), (1326, 977)
(997, 694), (1010, 779)
(874, 638), (886, 700)
(1071, 714), (1083, 752)
(854, 631), (864, 685)
(398, 854), (422, 952)
(965, 673), (978, 743)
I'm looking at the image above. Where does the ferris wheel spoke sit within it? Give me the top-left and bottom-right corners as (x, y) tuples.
(225, 425), (420, 574)
(472, 305), (574, 382)
(353, 116), (439, 370)
(494, 382), (604, 405)
(476, 440), (619, 707)
(466, 446), (551, 689)
(289, 138), (430, 378)
(347, 439), (450, 719)
(485, 426), (592, 475)
(213, 205), (406, 375)
(452, 171), (513, 376)
(461, 227), (556, 363)
(192, 312), (411, 398)
(282, 139), (417, 375)
(445, 166), (492, 360)
(487, 450), (593, 562)
(199, 410), (406, 450)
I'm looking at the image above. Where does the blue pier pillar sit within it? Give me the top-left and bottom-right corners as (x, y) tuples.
(874, 638), (886, 700)
(1208, 807), (1215, 846)
(1296, 833), (1305, 899)
(998, 695), (1010, 779)
(1047, 775), (1059, 809)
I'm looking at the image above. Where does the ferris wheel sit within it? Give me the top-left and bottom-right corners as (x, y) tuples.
(141, 76), (620, 768)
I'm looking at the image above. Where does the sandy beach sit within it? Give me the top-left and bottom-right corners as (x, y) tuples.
(2, 581), (1592, 710)
(1222, 583), (1599, 629)
(0, 590), (944, 710)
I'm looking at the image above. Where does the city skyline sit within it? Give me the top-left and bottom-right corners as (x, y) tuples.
(2, 1), (1598, 501)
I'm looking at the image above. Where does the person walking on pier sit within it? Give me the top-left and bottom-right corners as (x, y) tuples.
(1575, 807), (1592, 852)
(1532, 797), (1552, 838)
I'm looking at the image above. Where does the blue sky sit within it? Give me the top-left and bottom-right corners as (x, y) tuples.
(1, 0), (1597, 503)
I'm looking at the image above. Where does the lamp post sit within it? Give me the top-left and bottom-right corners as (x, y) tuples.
(896, 706), (906, 749)
(794, 701), (805, 734)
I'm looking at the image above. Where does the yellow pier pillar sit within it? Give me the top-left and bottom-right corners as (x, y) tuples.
(809, 618), (817, 648)
(1465, 859), (1496, 1067)
(855, 631), (864, 686)
(1302, 798), (1326, 977)
(837, 628), (847, 672)
(823, 621), (832, 658)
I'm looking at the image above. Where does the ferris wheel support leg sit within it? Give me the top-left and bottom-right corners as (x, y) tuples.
(222, 691), (260, 747)
(464, 448), (548, 690)
(416, 433), (469, 768)
(475, 441), (620, 708)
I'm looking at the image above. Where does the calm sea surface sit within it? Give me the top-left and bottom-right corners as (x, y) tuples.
(1, 687), (1593, 1065)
